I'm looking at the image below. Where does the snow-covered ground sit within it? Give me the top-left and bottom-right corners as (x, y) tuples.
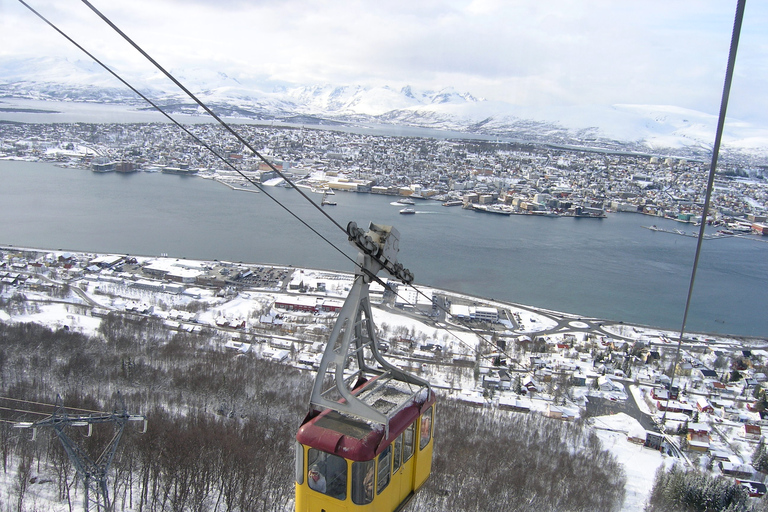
(2, 295), (668, 510)
(592, 413), (669, 511)
(9, 250), (768, 511)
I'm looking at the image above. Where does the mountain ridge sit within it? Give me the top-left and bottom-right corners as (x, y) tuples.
(2, 56), (766, 163)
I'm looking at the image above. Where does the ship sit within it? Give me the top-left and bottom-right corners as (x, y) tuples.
(321, 191), (336, 206)
(162, 166), (199, 176)
(471, 204), (511, 216)
(399, 207), (416, 214)
(397, 197), (416, 205)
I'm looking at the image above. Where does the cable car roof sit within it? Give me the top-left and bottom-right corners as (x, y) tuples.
(297, 376), (435, 461)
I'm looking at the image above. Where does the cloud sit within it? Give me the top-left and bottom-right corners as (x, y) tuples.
(2, 0), (766, 125)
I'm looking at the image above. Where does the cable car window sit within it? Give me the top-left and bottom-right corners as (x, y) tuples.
(403, 423), (415, 462)
(307, 448), (347, 500)
(393, 434), (403, 472)
(352, 460), (375, 505)
(295, 442), (304, 485)
(419, 406), (433, 450)
(377, 445), (392, 495)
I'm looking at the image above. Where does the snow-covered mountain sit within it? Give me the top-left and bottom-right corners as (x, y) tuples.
(2, 56), (766, 162)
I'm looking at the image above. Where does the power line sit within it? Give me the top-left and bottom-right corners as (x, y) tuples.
(0, 405), (51, 417)
(0, 396), (105, 415)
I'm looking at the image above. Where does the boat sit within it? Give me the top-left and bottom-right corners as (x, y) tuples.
(162, 166), (198, 176)
(442, 200), (463, 207)
(399, 207), (416, 214)
(471, 204), (511, 216)
(321, 191), (336, 206)
(530, 210), (559, 217)
(397, 197), (415, 205)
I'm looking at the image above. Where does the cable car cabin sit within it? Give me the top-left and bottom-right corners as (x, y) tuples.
(295, 375), (436, 512)
(296, 222), (435, 512)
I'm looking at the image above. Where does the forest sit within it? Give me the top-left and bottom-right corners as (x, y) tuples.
(645, 464), (768, 512)
(0, 313), (628, 511)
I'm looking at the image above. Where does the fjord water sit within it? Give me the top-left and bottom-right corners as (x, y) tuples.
(1, 160), (766, 338)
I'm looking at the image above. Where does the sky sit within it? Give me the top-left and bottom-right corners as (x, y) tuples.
(1, 0), (767, 125)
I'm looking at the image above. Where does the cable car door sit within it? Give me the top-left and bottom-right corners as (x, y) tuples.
(397, 423), (416, 505)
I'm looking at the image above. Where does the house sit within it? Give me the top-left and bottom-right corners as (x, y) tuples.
(482, 374), (501, 390)
(656, 400), (694, 416)
(545, 404), (576, 421)
(571, 372), (587, 387)
(676, 361), (693, 376)
(597, 375), (622, 392)
(522, 376), (540, 394)
(743, 424), (762, 440)
(498, 369), (512, 390)
(695, 368), (719, 381)
(737, 480), (767, 498)
(696, 396), (714, 414)
(743, 377), (759, 390)
(645, 431), (665, 451)
(710, 450), (732, 462)
(687, 423), (711, 452)
(720, 461), (753, 479)
(498, 396), (531, 413)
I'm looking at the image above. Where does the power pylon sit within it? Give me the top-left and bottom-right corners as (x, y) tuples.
(24, 396), (146, 512)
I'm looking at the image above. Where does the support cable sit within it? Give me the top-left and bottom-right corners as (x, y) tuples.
(79, 0), (349, 237)
(667, 0), (745, 420)
(17, 0), (360, 278)
(22, 0), (532, 372)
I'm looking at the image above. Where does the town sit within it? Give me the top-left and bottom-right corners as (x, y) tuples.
(3, 244), (768, 504)
(1, 121), (767, 233)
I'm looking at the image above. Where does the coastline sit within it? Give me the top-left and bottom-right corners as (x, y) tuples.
(1, 243), (762, 345)
(1, 158), (767, 338)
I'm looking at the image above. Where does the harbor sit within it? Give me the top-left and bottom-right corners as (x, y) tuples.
(642, 224), (768, 244)
(1, 160), (767, 336)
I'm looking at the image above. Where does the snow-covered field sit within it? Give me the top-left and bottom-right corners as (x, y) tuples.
(5, 253), (767, 511)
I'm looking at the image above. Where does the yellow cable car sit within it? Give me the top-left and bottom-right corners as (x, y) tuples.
(295, 379), (435, 512)
(295, 223), (435, 512)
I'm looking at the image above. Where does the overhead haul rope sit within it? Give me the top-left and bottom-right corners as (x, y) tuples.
(22, 1), (523, 371)
(666, 0), (745, 418)
(74, 1), (520, 367)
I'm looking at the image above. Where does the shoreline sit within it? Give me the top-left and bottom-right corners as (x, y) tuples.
(2, 243), (762, 344)
(2, 158), (766, 338)
(4, 156), (766, 233)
